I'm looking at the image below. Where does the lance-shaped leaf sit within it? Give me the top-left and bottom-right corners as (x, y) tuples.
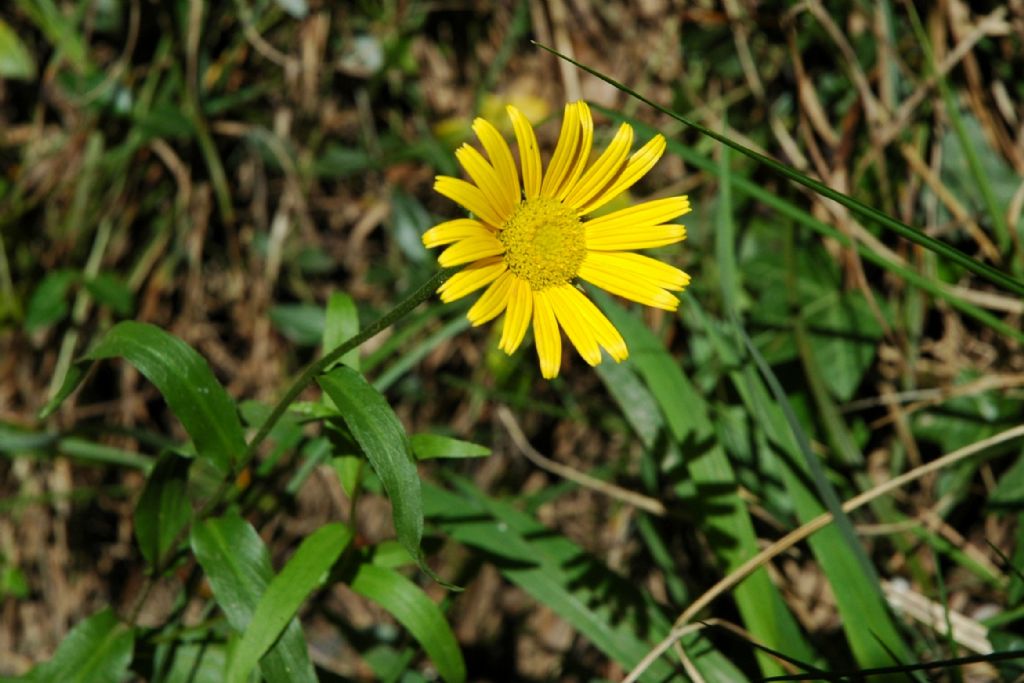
(41, 321), (245, 474)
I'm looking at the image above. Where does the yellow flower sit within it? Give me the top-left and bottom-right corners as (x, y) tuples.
(423, 101), (691, 379)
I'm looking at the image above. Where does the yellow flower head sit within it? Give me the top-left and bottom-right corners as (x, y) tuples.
(423, 101), (691, 379)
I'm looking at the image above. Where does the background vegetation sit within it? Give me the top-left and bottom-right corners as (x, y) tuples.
(1, 0), (1023, 680)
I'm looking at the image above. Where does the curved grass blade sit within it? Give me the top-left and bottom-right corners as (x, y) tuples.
(350, 563), (466, 683)
(594, 293), (814, 676)
(602, 109), (1024, 345)
(227, 523), (353, 683)
(40, 321), (245, 474)
(190, 511), (317, 683)
(424, 478), (745, 682)
(536, 42), (1024, 297)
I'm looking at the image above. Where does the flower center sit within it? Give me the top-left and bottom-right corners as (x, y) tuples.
(498, 197), (585, 290)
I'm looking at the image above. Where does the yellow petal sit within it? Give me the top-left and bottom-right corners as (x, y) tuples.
(586, 224), (686, 251)
(547, 285), (601, 366)
(455, 144), (515, 220)
(467, 271), (513, 325)
(434, 176), (506, 228)
(554, 101), (594, 201)
(564, 122), (632, 210)
(422, 218), (492, 248)
(578, 252), (686, 310)
(550, 285), (628, 362)
(474, 117), (520, 209)
(499, 276), (533, 354)
(583, 196), (691, 232)
(579, 134), (666, 215)
(539, 103), (581, 198)
(508, 105), (542, 199)
(532, 289), (562, 379)
(438, 234), (505, 267)
(438, 257), (506, 303)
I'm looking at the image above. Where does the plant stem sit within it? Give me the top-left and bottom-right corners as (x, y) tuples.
(129, 266), (456, 624)
(235, 266), (456, 477)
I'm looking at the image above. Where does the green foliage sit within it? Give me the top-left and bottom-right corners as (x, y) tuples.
(349, 563), (466, 683)
(0, 18), (35, 80)
(190, 511), (318, 683)
(133, 453), (191, 566)
(41, 322), (246, 475)
(25, 609), (133, 683)
(9, 2), (1024, 681)
(226, 523), (353, 683)
(318, 366), (426, 569)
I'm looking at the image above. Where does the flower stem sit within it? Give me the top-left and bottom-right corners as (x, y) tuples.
(236, 266), (457, 475)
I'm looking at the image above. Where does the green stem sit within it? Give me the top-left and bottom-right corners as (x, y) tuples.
(235, 266), (457, 476)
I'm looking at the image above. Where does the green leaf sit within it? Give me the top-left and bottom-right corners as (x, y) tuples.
(14, 0), (88, 67)
(390, 190), (431, 264)
(190, 511), (317, 683)
(409, 434), (490, 460)
(40, 321), (245, 475)
(804, 290), (883, 402)
(0, 18), (36, 80)
(83, 273), (135, 317)
(323, 292), (360, 370)
(318, 366), (425, 568)
(350, 563), (466, 683)
(425, 479), (743, 682)
(314, 145), (375, 178)
(159, 642), (228, 683)
(595, 293), (813, 676)
(269, 304), (325, 346)
(134, 453), (192, 566)
(29, 608), (133, 683)
(991, 451), (1024, 506)
(227, 523), (353, 683)
(25, 270), (77, 331)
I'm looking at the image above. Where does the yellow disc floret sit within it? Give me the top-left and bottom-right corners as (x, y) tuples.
(498, 197), (585, 290)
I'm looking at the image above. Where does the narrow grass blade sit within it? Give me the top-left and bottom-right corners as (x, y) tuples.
(227, 523), (353, 683)
(693, 303), (914, 668)
(600, 108), (1024, 345)
(350, 563), (466, 683)
(40, 321), (246, 474)
(903, 3), (1010, 252)
(537, 43), (1024, 296)
(595, 294), (814, 676)
(424, 478), (745, 681)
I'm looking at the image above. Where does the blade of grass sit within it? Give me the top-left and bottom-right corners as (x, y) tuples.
(536, 42), (1024, 297)
(599, 107), (1024, 345)
(902, 3), (1010, 254)
(595, 293), (814, 677)
(425, 477), (745, 682)
(711, 146), (912, 668)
